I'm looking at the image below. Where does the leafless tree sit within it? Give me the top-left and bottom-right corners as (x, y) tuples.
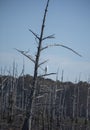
(85, 86), (90, 124)
(15, 0), (82, 129)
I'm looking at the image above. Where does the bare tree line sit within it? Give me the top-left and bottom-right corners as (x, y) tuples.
(0, 71), (90, 130)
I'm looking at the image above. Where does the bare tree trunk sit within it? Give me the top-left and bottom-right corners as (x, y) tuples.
(76, 85), (79, 123)
(72, 88), (76, 121)
(85, 87), (90, 123)
(22, 1), (50, 130)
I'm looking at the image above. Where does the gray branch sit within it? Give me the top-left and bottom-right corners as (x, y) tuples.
(15, 48), (35, 63)
(42, 34), (55, 40)
(38, 59), (49, 67)
(38, 72), (56, 78)
(41, 43), (82, 57)
(29, 28), (40, 40)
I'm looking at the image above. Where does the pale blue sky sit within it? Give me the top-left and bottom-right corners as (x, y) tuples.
(0, 0), (90, 82)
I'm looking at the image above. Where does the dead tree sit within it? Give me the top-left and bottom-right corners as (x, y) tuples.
(15, 0), (82, 129)
(7, 61), (17, 123)
(72, 85), (76, 121)
(85, 86), (90, 124)
(75, 83), (79, 123)
(0, 76), (8, 119)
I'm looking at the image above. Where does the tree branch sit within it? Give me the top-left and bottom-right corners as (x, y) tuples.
(29, 29), (40, 40)
(38, 72), (56, 78)
(41, 43), (82, 57)
(38, 59), (49, 67)
(40, 46), (48, 51)
(42, 34), (55, 40)
(15, 48), (35, 63)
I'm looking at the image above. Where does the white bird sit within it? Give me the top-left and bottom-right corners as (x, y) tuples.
(45, 66), (48, 74)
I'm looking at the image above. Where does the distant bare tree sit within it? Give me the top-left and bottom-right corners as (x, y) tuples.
(85, 86), (90, 123)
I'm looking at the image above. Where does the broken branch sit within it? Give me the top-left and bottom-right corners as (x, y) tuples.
(15, 48), (35, 63)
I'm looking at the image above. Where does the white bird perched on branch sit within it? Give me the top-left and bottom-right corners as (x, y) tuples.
(45, 65), (48, 74)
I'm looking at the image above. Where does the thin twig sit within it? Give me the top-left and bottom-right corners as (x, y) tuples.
(15, 48), (35, 63)
(42, 34), (55, 40)
(38, 59), (49, 67)
(29, 28), (40, 40)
